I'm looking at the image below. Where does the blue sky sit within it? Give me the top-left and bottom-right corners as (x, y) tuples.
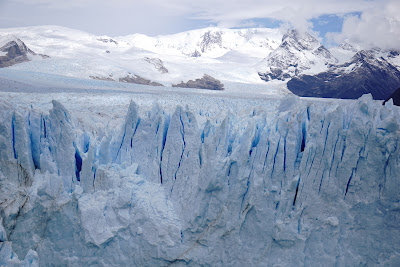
(310, 13), (362, 46)
(311, 15), (346, 38)
(231, 14), (362, 46)
(0, 0), (398, 49)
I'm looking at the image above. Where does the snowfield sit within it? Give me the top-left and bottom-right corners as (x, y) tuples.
(0, 73), (400, 266)
(0, 25), (284, 86)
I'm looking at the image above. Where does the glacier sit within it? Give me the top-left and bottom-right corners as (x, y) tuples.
(0, 93), (400, 266)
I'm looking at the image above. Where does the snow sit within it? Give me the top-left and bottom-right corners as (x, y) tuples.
(342, 62), (357, 73)
(329, 46), (358, 64)
(0, 25), (396, 91)
(0, 35), (23, 48)
(0, 25), (400, 266)
(257, 30), (338, 80)
(0, 26), (285, 86)
(120, 27), (282, 59)
(0, 74), (399, 265)
(0, 67), (289, 98)
(389, 53), (400, 69)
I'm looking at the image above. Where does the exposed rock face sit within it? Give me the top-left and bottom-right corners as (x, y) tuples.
(287, 50), (400, 100)
(180, 31), (224, 58)
(0, 37), (44, 68)
(385, 87), (400, 106)
(97, 38), (118, 45)
(200, 31), (223, 53)
(119, 74), (164, 86)
(172, 74), (224, 90)
(340, 42), (359, 52)
(190, 50), (202, 57)
(388, 50), (400, 58)
(258, 30), (337, 81)
(143, 57), (168, 74)
(89, 75), (115, 81)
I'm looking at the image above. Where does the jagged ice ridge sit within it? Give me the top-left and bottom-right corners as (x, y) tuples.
(0, 94), (400, 266)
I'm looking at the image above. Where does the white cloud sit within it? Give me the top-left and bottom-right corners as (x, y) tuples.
(11, 0), (95, 9)
(163, 0), (375, 31)
(327, 0), (400, 49)
(1, 0), (398, 49)
(8, 0), (376, 28)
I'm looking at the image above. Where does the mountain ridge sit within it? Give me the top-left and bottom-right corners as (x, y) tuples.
(287, 50), (400, 99)
(0, 35), (49, 68)
(0, 25), (399, 98)
(258, 30), (338, 81)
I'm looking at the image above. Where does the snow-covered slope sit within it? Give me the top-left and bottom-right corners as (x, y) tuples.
(258, 30), (338, 81)
(120, 27), (281, 58)
(0, 87), (399, 265)
(0, 26), (284, 87)
(0, 25), (399, 98)
(329, 42), (360, 64)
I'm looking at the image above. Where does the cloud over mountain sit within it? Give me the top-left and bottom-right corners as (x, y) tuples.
(0, 0), (398, 48)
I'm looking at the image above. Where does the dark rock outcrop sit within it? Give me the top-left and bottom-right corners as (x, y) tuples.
(287, 50), (400, 100)
(89, 75), (115, 81)
(200, 31), (223, 53)
(119, 74), (163, 87)
(172, 74), (224, 90)
(0, 37), (45, 68)
(143, 57), (168, 74)
(97, 38), (118, 45)
(190, 50), (201, 57)
(388, 50), (400, 58)
(384, 87), (400, 106)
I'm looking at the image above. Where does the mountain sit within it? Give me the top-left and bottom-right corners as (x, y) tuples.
(121, 27), (282, 58)
(287, 50), (400, 99)
(0, 36), (43, 68)
(0, 26), (284, 87)
(258, 30), (338, 81)
(0, 25), (399, 98)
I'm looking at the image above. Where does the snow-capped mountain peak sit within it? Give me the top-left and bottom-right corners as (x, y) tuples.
(0, 35), (25, 49)
(0, 35), (44, 67)
(199, 30), (223, 53)
(120, 27), (282, 58)
(339, 42), (359, 52)
(352, 50), (387, 65)
(0, 35), (36, 57)
(281, 29), (321, 51)
(258, 29), (338, 81)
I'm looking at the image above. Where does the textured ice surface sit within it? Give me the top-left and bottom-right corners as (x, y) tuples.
(0, 92), (400, 266)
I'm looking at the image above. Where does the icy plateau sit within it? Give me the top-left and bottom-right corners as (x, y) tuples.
(0, 91), (400, 266)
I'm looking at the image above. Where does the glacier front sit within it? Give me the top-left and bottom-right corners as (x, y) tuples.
(0, 93), (399, 266)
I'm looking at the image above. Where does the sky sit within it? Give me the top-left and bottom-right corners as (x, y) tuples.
(0, 0), (399, 49)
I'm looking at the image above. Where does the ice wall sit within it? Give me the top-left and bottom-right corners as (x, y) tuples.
(0, 95), (399, 266)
